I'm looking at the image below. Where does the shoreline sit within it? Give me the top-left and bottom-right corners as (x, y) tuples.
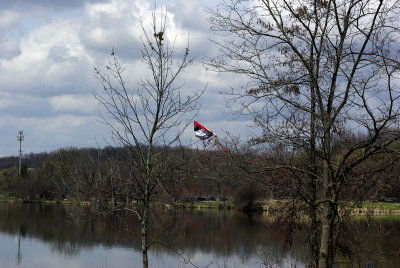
(1, 199), (400, 216)
(177, 200), (400, 216)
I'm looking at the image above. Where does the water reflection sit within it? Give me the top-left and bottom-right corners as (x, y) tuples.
(0, 203), (399, 267)
(16, 227), (22, 265)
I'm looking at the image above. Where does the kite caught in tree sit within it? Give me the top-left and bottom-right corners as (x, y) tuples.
(193, 121), (288, 180)
(193, 120), (270, 161)
(194, 121), (230, 153)
(194, 121), (214, 140)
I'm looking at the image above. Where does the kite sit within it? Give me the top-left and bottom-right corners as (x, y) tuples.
(194, 121), (230, 153)
(194, 121), (214, 140)
(193, 120), (270, 161)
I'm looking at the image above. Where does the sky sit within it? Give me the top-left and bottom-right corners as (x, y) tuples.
(0, 0), (253, 157)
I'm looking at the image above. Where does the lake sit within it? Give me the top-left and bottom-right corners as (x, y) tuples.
(0, 203), (399, 267)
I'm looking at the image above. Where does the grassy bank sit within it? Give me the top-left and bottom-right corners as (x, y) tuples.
(176, 199), (400, 216)
(345, 202), (400, 215)
(0, 196), (91, 206)
(1, 196), (399, 216)
(177, 200), (233, 209)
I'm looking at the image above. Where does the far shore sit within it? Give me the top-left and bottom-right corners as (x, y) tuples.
(1, 198), (400, 216)
(174, 199), (400, 216)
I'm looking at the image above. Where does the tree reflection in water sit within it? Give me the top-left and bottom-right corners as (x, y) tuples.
(0, 203), (398, 267)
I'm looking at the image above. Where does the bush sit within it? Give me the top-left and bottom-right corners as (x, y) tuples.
(233, 183), (262, 210)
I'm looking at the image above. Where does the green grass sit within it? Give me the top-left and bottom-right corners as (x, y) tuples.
(1, 196), (399, 214)
(341, 201), (400, 210)
(359, 202), (400, 211)
(178, 201), (233, 208)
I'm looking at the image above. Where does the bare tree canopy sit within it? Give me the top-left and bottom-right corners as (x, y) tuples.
(93, 8), (204, 268)
(207, 0), (400, 267)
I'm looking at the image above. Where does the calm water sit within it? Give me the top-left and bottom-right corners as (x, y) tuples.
(0, 203), (399, 268)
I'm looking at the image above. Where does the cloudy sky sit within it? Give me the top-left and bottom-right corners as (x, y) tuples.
(0, 0), (252, 157)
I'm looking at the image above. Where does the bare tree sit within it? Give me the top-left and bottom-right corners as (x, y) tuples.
(207, 0), (400, 267)
(93, 9), (204, 268)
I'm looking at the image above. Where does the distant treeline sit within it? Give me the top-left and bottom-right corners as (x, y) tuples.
(0, 145), (240, 202)
(0, 152), (48, 170)
(0, 147), (130, 170)
(0, 143), (399, 205)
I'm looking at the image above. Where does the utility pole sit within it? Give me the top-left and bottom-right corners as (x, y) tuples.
(17, 130), (24, 175)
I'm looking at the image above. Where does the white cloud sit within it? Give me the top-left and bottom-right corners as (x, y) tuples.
(0, 114), (108, 155)
(79, 0), (149, 59)
(0, 0), (232, 156)
(50, 94), (98, 114)
(0, 18), (95, 96)
(0, 38), (20, 59)
(0, 10), (21, 29)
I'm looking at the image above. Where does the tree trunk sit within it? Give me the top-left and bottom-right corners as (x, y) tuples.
(309, 204), (319, 267)
(319, 124), (333, 268)
(318, 157), (336, 268)
(318, 203), (332, 268)
(308, 83), (319, 267)
(142, 143), (152, 268)
(141, 200), (149, 268)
